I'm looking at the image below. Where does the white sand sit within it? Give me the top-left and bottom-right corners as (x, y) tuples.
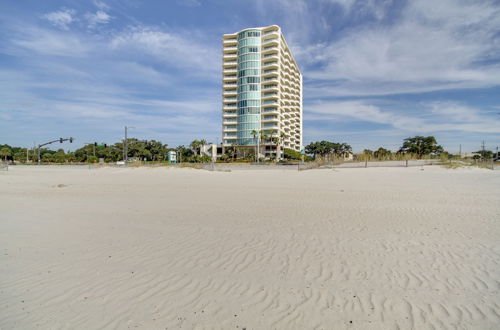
(1, 166), (499, 329)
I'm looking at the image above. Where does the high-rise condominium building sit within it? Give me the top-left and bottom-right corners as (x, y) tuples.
(221, 25), (303, 159)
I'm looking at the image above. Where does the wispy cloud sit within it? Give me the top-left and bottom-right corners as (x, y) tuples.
(256, 0), (500, 97)
(41, 8), (75, 30)
(85, 10), (112, 28)
(10, 27), (89, 57)
(110, 26), (219, 77)
(0, 15), (221, 147)
(307, 100), (500, 134)
(93, 1), (110, 11)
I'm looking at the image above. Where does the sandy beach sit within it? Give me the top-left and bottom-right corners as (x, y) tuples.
(1, 165), (499, 329)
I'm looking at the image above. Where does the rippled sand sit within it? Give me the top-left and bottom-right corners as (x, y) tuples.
(1, 166), (499, 329)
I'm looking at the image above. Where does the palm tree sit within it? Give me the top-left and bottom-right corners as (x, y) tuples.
(230, 143), (237, 160)
(260, 131), (269, 159)
(339, 143), (352, 159)
(190, 139), (206, 156)
(251, 130), (258, 162)
(277, 132), (286, 160)
(199, 139), (207, 156)
(0, 147), (11, 162)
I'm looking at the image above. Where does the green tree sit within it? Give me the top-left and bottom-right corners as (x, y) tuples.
(0, 146), (12, 161)
(12, 147), (30, 162)
(374, 147), (391, 159)
(305, 141), (334, 158)
(398, 136), (444, 157)
(52, 149), (67, 163)
(475, 149), (494, 160)
(227, 143), (238, 160)
(305, 141), (352, 159)
(177, 145), (194, 162)
(283, 148), (301, 160)
(145, 140), (168, 161)
(336, 143), (352, 158)
(87, 155), (98, 163)
(190, 140), (202, 156)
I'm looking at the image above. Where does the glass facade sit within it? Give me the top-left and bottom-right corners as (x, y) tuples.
(236, 30), (261, 145)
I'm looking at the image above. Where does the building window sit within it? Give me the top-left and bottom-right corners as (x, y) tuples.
(238, 30), (261, 40)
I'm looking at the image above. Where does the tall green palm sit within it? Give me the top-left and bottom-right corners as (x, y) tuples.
(230, 143), (237, 160)
(199, 139), (207, 155)
(190, 139), (206, 156)
(278, 132), (286, 160)
(251, 130), (258, 161)
(0, 147), (11, 162)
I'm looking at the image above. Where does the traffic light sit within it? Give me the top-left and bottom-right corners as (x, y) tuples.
(94, 142), (97, 147)
(59, 138), (63, 143)
(104, 144), (107, 147)
(69, 137), (73, 143)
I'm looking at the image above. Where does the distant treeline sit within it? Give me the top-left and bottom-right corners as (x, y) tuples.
(0, 135), (495, 163)
(1, 139), (182, 163)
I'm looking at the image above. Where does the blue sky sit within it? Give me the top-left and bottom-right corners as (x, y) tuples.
(1, 0), (499, 153)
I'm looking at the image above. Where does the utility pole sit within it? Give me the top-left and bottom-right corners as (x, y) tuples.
(481, 140), (486, 160)
(459, 144), (461, 158)
(124, 126), (127, 162)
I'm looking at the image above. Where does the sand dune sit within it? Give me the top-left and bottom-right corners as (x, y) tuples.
(1, 166), (499, 329)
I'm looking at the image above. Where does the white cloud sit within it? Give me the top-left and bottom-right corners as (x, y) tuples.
(307, 100), (500, 134)
(85, 10), (112, 28)
(110, 26), (219, 77)
(93, 1), (110, 10)
(11, 27), (89, 57)
(265, 0), (500, 96)
(41, 9), (75, 30)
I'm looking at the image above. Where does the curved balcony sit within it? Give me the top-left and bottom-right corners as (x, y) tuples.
(262, 38), (279, 46)
(262, 92), (278, 99)
(262, 99), (279, 107)
(262, 46), (279, 55)
(223, 75), (237, 82)
(262, 69), (278, 78)
(262, 84), (278, 91)
(223, 38), (237, 46)
(262, 61), (279, 69)
(262, 108), (279, 114)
